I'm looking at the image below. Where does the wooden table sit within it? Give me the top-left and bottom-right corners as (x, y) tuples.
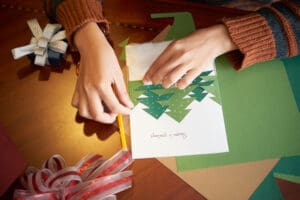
(0, 0), (248, 199)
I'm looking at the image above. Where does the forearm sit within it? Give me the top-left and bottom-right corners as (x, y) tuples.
(74, 22), (109, 58)
(222, 0), (300, 70)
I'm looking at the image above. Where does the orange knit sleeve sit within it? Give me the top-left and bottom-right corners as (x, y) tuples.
(222, 0), (300, 70)
(56, 0), (110, 48)
(222, 13), (276, 70)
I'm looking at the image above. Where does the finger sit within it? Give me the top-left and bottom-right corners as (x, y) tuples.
(86, 91), (117, 123)
(71, 89), (79, 108)
(161, 63), (190, 88)
(143, 43), (175, 84)
(114, 76), (134, 108)
(150, 55), (182, 85)
(177, 68), (202, 89)
(98, 85), (131, 115)
(78, 95), (90, 120)
(71, 80), (80, 108)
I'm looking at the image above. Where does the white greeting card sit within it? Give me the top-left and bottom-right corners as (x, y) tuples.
(126, 41), (228, 159)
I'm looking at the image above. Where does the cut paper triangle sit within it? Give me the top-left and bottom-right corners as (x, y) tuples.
(274, 173), (300, 184)
(119, 38), (129, 61)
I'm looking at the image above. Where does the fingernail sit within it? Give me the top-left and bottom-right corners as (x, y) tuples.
(178, 84), (186, 90)
(143, 79), (152, 85)
(162, 83), (170, 89)
(125, 108), (132, 115)
(128, 100), (134, 108)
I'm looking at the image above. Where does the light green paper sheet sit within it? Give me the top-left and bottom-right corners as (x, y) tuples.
(273, 173), (300, 184)
(176, 55), (300, 171)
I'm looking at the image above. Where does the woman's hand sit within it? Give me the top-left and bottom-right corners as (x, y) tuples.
(143, 24), (237, 89)
(72, 22), (133, 123)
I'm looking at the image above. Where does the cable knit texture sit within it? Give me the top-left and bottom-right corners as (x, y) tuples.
(56, 0), (109, 47)
(223, 1), (300, 70)
(269, 6), (298, 56)
(223, 13), (276, 70)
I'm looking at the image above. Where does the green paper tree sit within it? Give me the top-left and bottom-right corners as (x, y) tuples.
(189, 70), (221, 105)
(119, 38), (129, 61)
(189, 87), (207, 102)
(129, 71), (218, 122)
(136, 86), (173, 119)
(151, 12), (195, 40)
(188, 71), (211, 102)
(160, 87), (196, 122)
(201, 76), (221, 105)
(128, 81), (144, 105)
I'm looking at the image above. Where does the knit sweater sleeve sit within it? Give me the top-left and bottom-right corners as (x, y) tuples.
(222, 0), (300, 70)
(44, 0), (109, 48)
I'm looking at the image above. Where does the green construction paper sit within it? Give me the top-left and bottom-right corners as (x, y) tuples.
(137, 89), (173, 119)
(200, 75), (215, 82)
(176, 56), (300, 171)
(128, 81), (144, 105)
(163, 87), (195, 122)
(273, 173), (300, 184)
(139, 99), (168, 119)
(282, 56), (300, 112)
(119, 38), (129, 61)
(151, 12), (195, 40)
(212, 78), (221, 105)
(142, 90), (174, 101)
(136, 84), (164, 90)
(199, 70), (213, 76)
(251, 171), (283, 200)
(189, 87), (207, 102)
(250, 155), (300, 200)
(129, 71), (216, 122)
(189, 71), (220, 104)
(201, 77), (221, 105)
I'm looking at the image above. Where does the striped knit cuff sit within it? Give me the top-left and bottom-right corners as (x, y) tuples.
(273, 1), (300, 57)
(56, 0), (109, 48)
(222, 13), (276, 70)
(284, 0), (300, 16)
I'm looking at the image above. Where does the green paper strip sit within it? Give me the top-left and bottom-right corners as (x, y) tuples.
(273, 173), (300, 184)
(151, 12), (195, 40)
(119, 38), (129, 61)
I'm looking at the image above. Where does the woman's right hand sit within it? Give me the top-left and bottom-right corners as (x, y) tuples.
(72, 22), (133, 124)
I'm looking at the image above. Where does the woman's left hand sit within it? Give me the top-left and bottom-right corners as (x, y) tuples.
(143, 24), (237, 89)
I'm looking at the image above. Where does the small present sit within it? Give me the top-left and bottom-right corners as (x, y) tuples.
(11, 18), (68, 67)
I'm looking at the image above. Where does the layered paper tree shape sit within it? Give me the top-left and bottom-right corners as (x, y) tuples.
(128, 70), (220, 122)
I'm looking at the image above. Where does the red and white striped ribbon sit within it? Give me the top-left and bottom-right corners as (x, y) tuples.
(14, 150), (133, 200)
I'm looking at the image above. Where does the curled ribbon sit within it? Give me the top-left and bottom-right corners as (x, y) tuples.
(14, 150), (133, 200)
(11, 18), (68, 66)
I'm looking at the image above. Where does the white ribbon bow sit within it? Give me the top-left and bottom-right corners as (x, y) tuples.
(11, 18), (68, 66)
(14, 150), (134, 200)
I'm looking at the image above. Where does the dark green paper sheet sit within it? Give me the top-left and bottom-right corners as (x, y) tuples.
(250, 155), (300, 200)
(176, 56), (300, 171)
(283, 56), (300, 112)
